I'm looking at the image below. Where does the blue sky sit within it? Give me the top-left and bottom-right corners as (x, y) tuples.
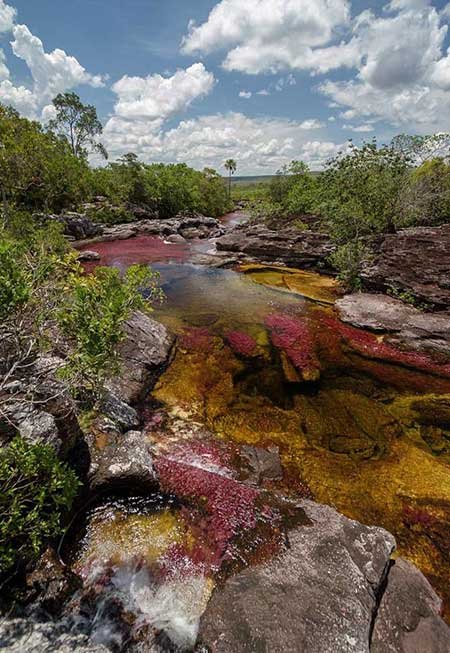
(1, 0), (450, 173)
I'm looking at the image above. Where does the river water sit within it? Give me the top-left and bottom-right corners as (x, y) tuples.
(73, 215), (450, 647)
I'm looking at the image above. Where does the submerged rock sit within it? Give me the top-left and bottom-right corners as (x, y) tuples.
(361, 225), (450, 310)
(107, 311), (174, 404)
(371, 558), (450, 652)
(77, 250), (101, 262)
(199, 499), (395, 652)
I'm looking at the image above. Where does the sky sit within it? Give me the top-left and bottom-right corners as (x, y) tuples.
(1, 0), (450, 173)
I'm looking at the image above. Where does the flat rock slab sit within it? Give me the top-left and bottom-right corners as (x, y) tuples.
(217, 225), (334, 269)
(336, 293), (450, 357)
(199, 500), (395, 653)
(362, 225), (450, 310)
(371, 558), (450, 652)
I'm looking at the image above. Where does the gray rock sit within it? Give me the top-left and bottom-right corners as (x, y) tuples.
(217, 224), (334, 269)
(371, 557), (450, 652)
(77, 250), (100, 261)
(100, 392), (139, 432)
(90, 430), (156, 490)
(199, 500), (395, 653)
(361, 225), (450, 310)
(165, 234), (186, 244)
(336, 293), (450, 357)
(239, 445), (283, 485)
(107, 311), (174, 404)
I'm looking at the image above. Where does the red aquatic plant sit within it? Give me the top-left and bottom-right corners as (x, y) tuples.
(154, 440), (280, 571)
(179, 327), (215, 353)
(402, 505), (436, 529)
(225, 330), (258, 357)
(320, 314), (450, 379)
(264, 313), (320, 381)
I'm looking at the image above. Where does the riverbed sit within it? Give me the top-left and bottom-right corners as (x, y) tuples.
(77, 216), (450, 639)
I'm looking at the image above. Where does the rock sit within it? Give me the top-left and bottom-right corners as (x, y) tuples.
(217, 224), (334, 269)
(26, 548), (81, 614)
(0, 616), (109, 653)
(36, 212), (103, 240)
(166, 234), (186, 244)
(199, 499), (395, 652)
(2, 404), (60, 450)
(336, 293), (450, 357)
(107, 311), (174, 404)
(100, 392), (139, 432)
(239, 445), (283, 485)
(90, 430), (157, 490)
(371, 558), (450, 652)
(77, 250), (100, 262)
(361, 225), (450, 310)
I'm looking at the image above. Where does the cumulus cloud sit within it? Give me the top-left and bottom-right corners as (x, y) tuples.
(112, 63), (214, 121)
(342, 123), (374, 132)
(0, 0), (15, 33)
(181, 0), (354, 74)
(0, 23), (105, 118)
(317, 1), (450, 131)
(102, 111), (341, 173)
(300, 119), (325, 129)
(239, 90), (252, 99)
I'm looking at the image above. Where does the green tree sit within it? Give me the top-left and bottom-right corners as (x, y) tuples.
(224, 159), (237, 197)
(391, 133), (450, 165)
(49, 92), (107, 160)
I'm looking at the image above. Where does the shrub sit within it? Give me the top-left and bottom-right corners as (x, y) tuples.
(0, 241), (30, 319)
(57, 264), (164, 397)
(0, 437), (80, 574)
(329, 241), (369, 291)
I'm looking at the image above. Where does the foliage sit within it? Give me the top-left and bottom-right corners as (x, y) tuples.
(0, 437), (80, 574)
(397, 158), (450, 227)
(320, 140), (410, 242)
(224, 158), (237, 197)
(0, 241), (29, 319)
(391, 133), (450, 165)
(0, 103), (91, 215)
(328, 241), (369, 291)
(49, 92), (107, 160)
(57, 265), (164, 397)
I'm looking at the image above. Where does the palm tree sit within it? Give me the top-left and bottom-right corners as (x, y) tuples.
(224, 159), (237, 197)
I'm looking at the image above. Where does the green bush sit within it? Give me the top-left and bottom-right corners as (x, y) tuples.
(0, 241), (30, 319)
(329, 241), (369, 291)
(57, 264), (164, 397)
(0, 437), (80, 574)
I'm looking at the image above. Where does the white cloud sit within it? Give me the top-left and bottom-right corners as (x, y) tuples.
(102, 111), (343, 173)
(0, 49), (9, 80)
(112, 63), (214, 121)
(0, 23), (105, 118)
(239, 90), (252, 99)
(257, 88), (270, 96)
(0, 0), (15, 33)
(342, 123), (374, 132)
(299, 119), (325, 129)
(317, 2), (450, 131)
(181, 0), (353, 74)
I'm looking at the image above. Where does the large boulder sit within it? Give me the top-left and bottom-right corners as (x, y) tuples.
(217, 224), (334, 269)
(362, 225), (450, 310)
(371, 558), (450, 652)
(336, 293), (450, 357)
(36, 213), (103, 241)
(199, 500), (395, 653)
(107, 311), (174, 404)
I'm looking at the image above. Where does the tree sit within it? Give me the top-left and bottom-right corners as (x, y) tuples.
(391, 133), (450, 165)
(49, 92), (107, 160)
(224, 159), (237, 197)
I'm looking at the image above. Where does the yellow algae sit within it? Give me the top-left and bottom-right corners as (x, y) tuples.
(239, 264), (341, 304)
(76, 510), (185, 571)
